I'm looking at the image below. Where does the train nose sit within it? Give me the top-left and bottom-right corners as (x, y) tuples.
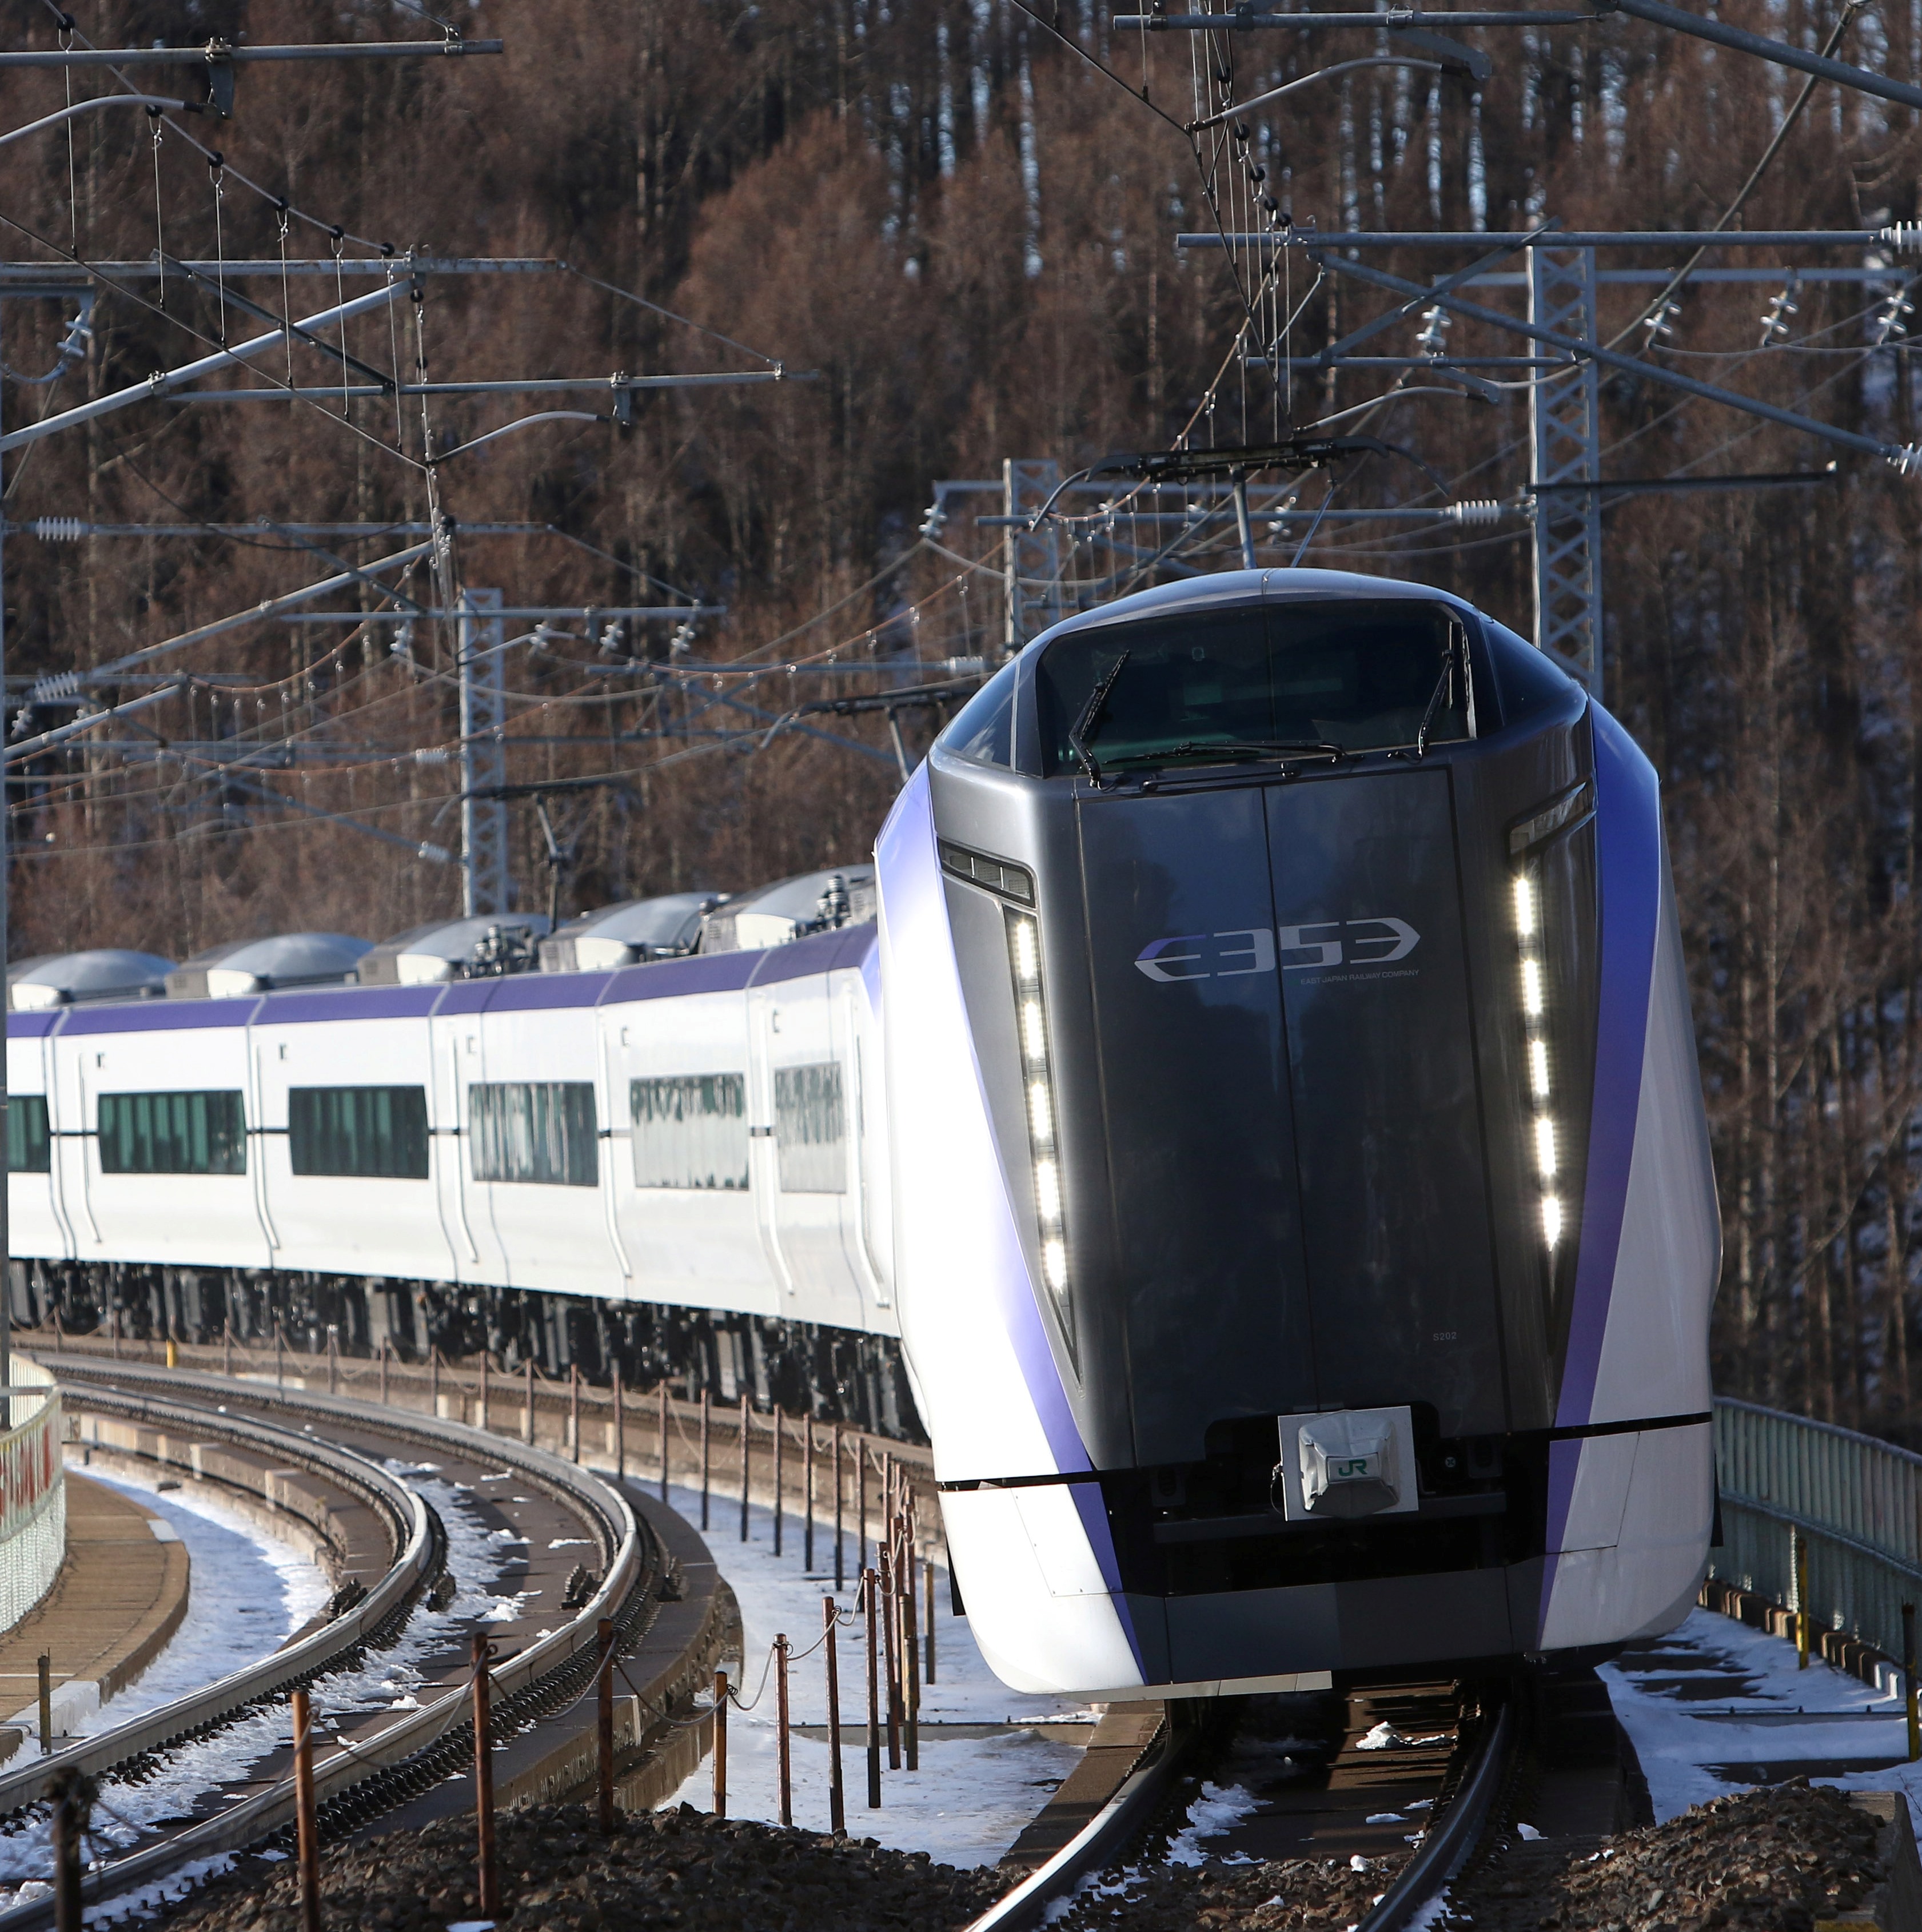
(1073, 760), (1506, 1466)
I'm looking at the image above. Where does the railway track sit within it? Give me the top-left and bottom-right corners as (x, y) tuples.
(960, 1678), (1531, 1932)
(0, 1351), (721, 1929)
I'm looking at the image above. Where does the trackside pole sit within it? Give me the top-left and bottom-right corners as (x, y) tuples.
(824, 1595), (846, 1835)
(864, 1567), (882, 1807)
(713, 1667), (729, 1817)
(833, 1423), (844, 1591)
(524, 1356), (535, 1445)
(926, 1556), (937, 1685)
(292, 1688), (320, 1932)
(472, 1632), (499, 1918)
(597, 1618), (616, 1835)
(904, 1539), (920, 1772)
(1793, 1527), (1811, 1669)
(1905, 1603), (1919, 1762)
(882, 1537), (901, 1771)
(739, 1395), (751, 1543)
(48, 1768), (88, 1932)
(700, 1391), (711, 1530)
(775, 1634), (793, 1826)
(773, 1411), (784, 1558)
(804, 1420), (815, 1573)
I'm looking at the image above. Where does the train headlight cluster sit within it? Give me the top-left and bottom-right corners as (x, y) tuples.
(1513, 872), (1561, 1250)
(1508, 777), (1592, 1258)
(1007, 908), (1072, 1322)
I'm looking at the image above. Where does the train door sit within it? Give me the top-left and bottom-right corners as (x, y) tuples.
(430, 1010), (485, 1280)
(1265, 765), (1507, 1438)
(744, 984), (798, 1300)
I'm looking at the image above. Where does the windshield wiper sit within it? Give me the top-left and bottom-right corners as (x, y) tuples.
(1067, 650), (1130, 786)
(1106, 739), (1348, 769)
(1413, 626), (1468, 759)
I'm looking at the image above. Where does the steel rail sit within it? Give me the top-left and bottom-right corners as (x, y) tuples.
(1356, 1691), (1518, 1932)
(0, 1357), (648, 1931)
(0, 1381), (431, 1819)
(959, 1713), (1187, 1932)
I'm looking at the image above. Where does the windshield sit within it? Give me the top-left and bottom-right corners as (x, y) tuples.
(1034, 599), (1472, 777)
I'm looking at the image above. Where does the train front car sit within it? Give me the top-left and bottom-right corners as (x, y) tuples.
(876, 567), (1720, 1700)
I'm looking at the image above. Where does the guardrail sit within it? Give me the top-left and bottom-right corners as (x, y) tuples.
(1711, 1396), (1922, 1678)
(0, 1356), (654, 1932)
(0, 1381), (433, 1823)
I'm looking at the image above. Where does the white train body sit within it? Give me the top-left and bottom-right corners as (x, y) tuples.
(6, 930), (895, 1338)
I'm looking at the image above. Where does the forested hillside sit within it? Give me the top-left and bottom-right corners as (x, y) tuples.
(2, 0), (1920, 1425)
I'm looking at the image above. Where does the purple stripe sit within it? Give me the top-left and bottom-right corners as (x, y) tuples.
(1555, 707), (1662, 1429)
(1540, 708), (1662, 1631)
(747, 927), (864, 986)
(434, 980), (499, 1015)
(4, 1012), (61, 1039)
(61, 998), (258, 1034)
(602, 951), (761, 1005)
(258, 985), (444, 1024)
(476, 972), (613, 1011)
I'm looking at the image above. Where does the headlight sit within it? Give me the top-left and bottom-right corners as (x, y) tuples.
(1006, 908), (1073, 1336)
(1514, 870), (1561, 1249)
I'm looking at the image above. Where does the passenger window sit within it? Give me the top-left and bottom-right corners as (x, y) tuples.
(774, 1063), (846, 1193)
(631, 1074), (750, 1190)
(468, 1082), (598, 1187)
(290, 1086), (429, 1179)
(7, 1097), (49, 1174)
(98, 1091), (246, 1175)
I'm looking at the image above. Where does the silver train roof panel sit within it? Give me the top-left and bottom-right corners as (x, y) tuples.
(166, 932), (372, 1000)
(538, 893), (725, 973)
(700, 866), (877, 954)
(7, 948), (176, 1011)
(356, 913), (552, 986)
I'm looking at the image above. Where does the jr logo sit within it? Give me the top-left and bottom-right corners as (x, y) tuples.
(1134, 918), (1419, 982)
(1331, 1456), (1375, 1479)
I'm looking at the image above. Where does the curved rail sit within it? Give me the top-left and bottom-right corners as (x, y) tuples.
(0, 1383), (433, 1822)
(960, 1712), (1187, 1932)
(1357, 1690), (1518, 1932)
(0, 1355), (653, 1930)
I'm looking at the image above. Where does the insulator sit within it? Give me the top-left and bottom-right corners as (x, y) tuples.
(31, 517), (85, 542)
(1883, 222), (1922, 254)
(413, 746), (451, 765)
(1448, 500), (1504, 527)
(27, 671), (81, 703)
(1887, 443), (1922, 476)
(418, 842), (452, 865)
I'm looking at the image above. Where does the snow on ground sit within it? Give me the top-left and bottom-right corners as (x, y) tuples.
(0, 1460), (531, 1908)
(661, 1481), (1089, 1867)
(1601, 1605), (1922, 1827)
(67, 1458), (334, 1732)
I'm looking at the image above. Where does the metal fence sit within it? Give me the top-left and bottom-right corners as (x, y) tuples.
(1712, 1396), (1922, 1671)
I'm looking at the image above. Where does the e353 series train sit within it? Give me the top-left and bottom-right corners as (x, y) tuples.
(878, 567), (1720, 1699)
(4, 567), (1719, 1700)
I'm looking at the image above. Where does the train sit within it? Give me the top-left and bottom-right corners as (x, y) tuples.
(3, 565), (1721, 1700)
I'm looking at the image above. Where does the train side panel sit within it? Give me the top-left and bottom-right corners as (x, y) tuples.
(249, 989), (457, 1282)
(53, 1002), (270, 1270)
